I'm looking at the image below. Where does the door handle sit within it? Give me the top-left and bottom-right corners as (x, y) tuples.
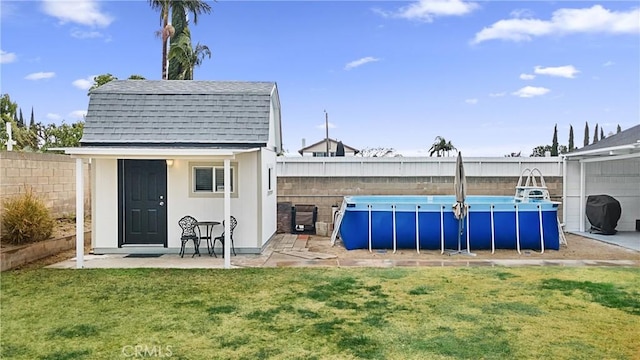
(159, 201), (165, 206)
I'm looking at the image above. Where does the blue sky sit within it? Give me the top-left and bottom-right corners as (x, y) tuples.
(1, 0), (638, 156)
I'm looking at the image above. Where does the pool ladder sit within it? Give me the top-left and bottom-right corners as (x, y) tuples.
(330, 200), (347, 247)
(515, 168), (551, 203)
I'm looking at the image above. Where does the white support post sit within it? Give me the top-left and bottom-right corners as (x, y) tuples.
(368, 204), (372, 253)
(465, 206), (471, 253)
(515, 204), (521, 254)
(392, 205), (397, 254)
(538, 205), (545, 254)
(562, 156), (567, 229)
(75, 158), (84, 269)
(440, 206), (445, 254)
(224, 159), (231, 269)
(490, 205), (495, 254)
(579, 161), (586, 232)
(415, 205), (420, 254)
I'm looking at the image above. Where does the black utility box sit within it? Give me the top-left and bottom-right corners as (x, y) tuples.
(292, 204), (318, 234)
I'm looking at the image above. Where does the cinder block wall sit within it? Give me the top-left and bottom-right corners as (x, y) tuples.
(0, 151), (91, 219)
(277, 176), (563, 224)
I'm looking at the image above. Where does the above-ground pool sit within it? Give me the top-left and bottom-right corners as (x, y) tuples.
(337, 195), (560, 252)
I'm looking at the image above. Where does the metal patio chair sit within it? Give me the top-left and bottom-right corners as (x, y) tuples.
(211, 216), (237, 257)
(178, 215), (201, 258)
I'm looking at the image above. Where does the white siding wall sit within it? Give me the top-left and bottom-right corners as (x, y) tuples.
(267, 99), (277, 152)
(92, 159), (119, 249)
(563, 160), (582, 231)
(260, 149), (278, 247)
(277, 157), (563, 177)
(564, 158), (639, 232)
(235, 152), (259, 249)
(585, 159), (639, 231)
(92, 153), (265, 252)
(167, 153), (260, 251)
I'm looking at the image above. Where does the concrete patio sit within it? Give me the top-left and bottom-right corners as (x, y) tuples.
(47, 232), (639, 269)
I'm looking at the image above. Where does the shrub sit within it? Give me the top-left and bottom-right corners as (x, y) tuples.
(1, 187), (53, 245)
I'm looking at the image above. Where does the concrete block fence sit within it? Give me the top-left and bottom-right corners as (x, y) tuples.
(0, 151), (91, 220)
(277, 176), (563, 226)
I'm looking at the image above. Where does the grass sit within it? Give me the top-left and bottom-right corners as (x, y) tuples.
(1, 267), (639, 359)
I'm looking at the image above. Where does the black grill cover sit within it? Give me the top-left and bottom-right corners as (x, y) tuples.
(586, 195), (621, 235)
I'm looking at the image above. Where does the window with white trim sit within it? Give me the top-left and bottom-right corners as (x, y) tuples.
(191, 164), (236, 195)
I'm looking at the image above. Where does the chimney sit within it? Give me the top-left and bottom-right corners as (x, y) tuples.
(301, 138), (306, 148)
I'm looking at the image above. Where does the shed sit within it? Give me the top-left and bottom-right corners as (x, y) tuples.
(62, 80), (282, 268)
(563, 124), (640, 233)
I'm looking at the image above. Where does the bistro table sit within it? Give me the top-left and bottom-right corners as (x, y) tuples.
(195, 221), (221, 256)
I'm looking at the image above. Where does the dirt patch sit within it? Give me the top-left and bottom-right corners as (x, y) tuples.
(307, 233), (639, 261)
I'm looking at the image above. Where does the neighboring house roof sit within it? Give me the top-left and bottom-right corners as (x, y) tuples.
(81, 80), (280, 150)
(298, 138), (359, 155)
(565, 124), (640, 158)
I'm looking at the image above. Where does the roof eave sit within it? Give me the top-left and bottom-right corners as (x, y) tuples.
(53, 146), (262, 159)
(563, 142), (640, 159)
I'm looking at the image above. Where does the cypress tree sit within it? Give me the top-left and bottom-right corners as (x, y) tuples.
(30, 107), (35, 128)
(593, 124), (599, 144)
(617, 124), (622, 133)
(600, 127), (605, 140)
(568, 125), (574, 151)
(18, 108), (24, 128)
(583, 122), (589, 147)
(551, 124), (559, 156)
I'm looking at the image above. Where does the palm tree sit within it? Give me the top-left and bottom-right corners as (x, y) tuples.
(149, 0), (211, 80)
(429, 136), (456, 157)
(168, 28), (211, 80)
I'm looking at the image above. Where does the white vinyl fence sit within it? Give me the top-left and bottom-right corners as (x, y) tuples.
(277, 157), (563, 178)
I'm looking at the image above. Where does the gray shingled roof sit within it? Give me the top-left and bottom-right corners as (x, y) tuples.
(81, 80), (277, 147)
(569, 124), (640, 155)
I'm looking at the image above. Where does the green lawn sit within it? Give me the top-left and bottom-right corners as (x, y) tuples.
(1, 267), (639, 360)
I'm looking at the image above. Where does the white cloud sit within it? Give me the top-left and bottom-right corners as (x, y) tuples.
(69, 110), (87, 120)
(472, 5), (640, 44)
(465, 98), (478, 104)
(42, 0), (113, 27)
(72, 75), (96, 90)
(344, 56), (380, 70)
(316, 122), (336, 130)
(25, 72), (55, 80)
(520, 73), (535, 80)
(489, 92), (506, 97)
(512, 86), (550, 98)
(46, 113), (63, 121)
(510, 9), (535, 19)
(602, 60), (615, 67)
(534, 65), (579, 78)
(375, 0), (479, 22)
(70, 29), (104, 39)
(0, 50), (17, 64)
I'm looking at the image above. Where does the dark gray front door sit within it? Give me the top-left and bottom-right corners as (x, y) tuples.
(119, 160), (167, 246)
